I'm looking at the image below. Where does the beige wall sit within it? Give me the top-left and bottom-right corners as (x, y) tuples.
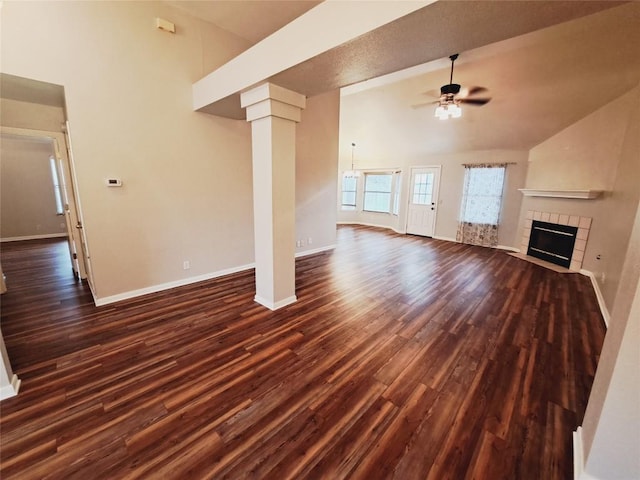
(1, 1), (340, 302)
(296, 90), (340, 252)
(1, 135), (66, 239)
(517, 86), (640, 311)
(0, 98), (65, 132)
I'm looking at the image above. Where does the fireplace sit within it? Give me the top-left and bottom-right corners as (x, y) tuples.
(520, 211), (592, 271)
(527, 221), (577, 268)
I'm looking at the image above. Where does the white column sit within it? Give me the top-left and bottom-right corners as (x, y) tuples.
(241, 83), (305, 310)
(0, 329), (20, 400)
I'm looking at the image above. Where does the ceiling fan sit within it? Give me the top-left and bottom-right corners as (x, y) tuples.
(413, 53), (491, 119)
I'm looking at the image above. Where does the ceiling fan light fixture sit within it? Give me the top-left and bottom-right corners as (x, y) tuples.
(435, 100), (461, 120)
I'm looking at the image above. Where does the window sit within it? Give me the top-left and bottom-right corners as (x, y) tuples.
(49, 156), (64, 215)
(364, 173), (392, 213)
(341, 175), (357, 210)
(412, 172), (434, 205)
(459, 164), (506, 225)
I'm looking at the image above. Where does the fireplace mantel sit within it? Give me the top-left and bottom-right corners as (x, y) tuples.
(518, 189), (603, 199)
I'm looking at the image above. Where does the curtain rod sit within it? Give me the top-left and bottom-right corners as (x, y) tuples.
(461, 162), (517, 167)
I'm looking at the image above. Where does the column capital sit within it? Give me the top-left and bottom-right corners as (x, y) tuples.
(241, 83), (306, 123)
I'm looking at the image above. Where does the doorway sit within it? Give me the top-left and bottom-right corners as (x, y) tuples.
(406, 166), (441, 237)
(0, 127), (94, 293)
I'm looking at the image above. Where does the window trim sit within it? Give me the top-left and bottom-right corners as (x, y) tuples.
(340, 174), (358, 210)
(459, 164), (507, 226)
(363, 172), (394, 214)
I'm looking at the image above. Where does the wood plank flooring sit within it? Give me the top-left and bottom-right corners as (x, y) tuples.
(0, 226), (606, 479)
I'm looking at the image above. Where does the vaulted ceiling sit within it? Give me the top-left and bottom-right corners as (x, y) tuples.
(171, 0), (640, 151)
(3, 1), (638, 154)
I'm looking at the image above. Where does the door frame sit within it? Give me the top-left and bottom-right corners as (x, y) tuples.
(0, 125), (95, 296)
(404, 165), (442, 237)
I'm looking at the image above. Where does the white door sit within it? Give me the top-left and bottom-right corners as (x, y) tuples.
(53, 144), (84, 279)
(406, 166), (441, 237)
(62, 121), (95, 294)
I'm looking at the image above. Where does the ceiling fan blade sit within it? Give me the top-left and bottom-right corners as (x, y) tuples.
(465, 86), (488, 96)
(421, 88), (441, 98)
(411, 100), (439, 109)
(459, 97), (491, 106)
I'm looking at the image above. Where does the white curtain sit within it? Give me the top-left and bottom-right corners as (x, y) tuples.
(456, 163), (506, 247)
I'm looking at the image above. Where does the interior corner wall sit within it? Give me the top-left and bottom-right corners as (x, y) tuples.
(1, 1), (256, 300)
(0, 135), (65, 239)
(296, 90), (340, 254)
(518, 85), (640, 313)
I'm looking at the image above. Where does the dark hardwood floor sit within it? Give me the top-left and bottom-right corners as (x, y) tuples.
(0, 226), (606, 479)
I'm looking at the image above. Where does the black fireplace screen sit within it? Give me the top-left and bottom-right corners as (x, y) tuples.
(527, 220), (578, 268)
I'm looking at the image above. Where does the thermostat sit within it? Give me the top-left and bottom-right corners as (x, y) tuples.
(106, 178), (123, 187)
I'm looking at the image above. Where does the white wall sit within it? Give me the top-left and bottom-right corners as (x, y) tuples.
(0, 134), (66, 240)
(1, 1), (255, 301)
(296, 90), (340, 253)
(1, 1), (340, 303)
(579, 201), (640, 479)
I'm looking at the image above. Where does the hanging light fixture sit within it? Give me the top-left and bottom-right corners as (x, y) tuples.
(343, 142), (360, 178)
(435, 54), (463, 120)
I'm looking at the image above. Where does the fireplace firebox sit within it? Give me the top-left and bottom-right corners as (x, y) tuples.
(527, 220), (578, 268)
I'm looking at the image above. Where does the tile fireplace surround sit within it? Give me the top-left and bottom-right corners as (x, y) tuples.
(520, 210), (592, 271)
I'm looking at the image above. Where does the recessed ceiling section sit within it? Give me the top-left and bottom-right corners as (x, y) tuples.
(193, 0), (626, 119)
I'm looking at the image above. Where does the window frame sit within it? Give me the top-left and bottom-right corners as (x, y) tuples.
(340, 174), (358, 210)
(459, 164), (506, 226)
(363, 172), (394, 214)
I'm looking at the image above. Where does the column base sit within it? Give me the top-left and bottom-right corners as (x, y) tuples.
(254, 294), (297, 311)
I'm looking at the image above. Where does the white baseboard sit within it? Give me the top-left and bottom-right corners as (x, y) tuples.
(0, 373), (21, 400)
(337, 221), (404, 234)
(254, 294), (297, 311)
(573, 427), (601, 480)
(496, 244), (520, 252)
(295, 244), (336, 258)
(580, 269), (610, 328)
(1, 233), (67, 242)
(432, 235), (457, 243)
(94, 263), (255, 306)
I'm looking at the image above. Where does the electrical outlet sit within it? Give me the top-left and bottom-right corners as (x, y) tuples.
(183, 260), (190, 270)
(308, 237), (313, 245)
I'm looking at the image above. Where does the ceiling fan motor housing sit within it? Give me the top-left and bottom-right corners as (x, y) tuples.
(441, 83), (461, 95)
